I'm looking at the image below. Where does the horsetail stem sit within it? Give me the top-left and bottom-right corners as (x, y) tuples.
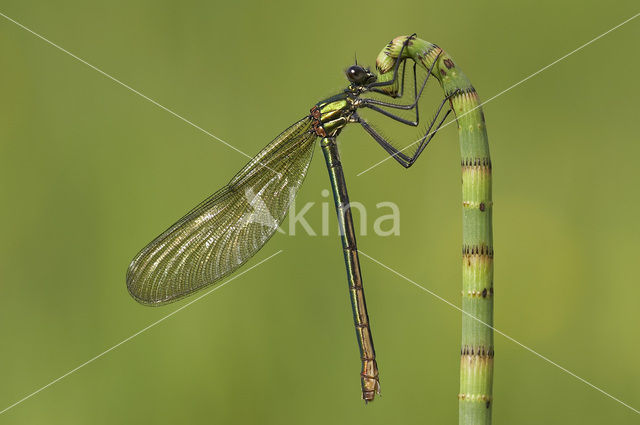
(377, 36), (494, 424)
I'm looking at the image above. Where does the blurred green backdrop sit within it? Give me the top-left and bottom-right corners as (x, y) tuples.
(1, 1), (639, 424)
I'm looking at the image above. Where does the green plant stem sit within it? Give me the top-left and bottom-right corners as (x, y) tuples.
(376, 36), (494, 425)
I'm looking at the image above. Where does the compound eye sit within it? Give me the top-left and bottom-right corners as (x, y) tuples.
(347, 66), (366, 83)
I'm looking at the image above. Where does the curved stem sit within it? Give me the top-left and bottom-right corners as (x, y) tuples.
(376, 36), (494, 425)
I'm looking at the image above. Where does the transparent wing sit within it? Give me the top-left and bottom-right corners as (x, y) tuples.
(127, 117), (316, 305)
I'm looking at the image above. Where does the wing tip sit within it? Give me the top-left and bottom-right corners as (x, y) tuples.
(126, 267), (166, 307)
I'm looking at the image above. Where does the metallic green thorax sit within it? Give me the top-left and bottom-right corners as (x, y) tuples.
(377, 36), (494, 424)
(311, 95), (351, 137)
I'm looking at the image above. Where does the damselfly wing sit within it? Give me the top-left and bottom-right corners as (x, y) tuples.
(127, 117), (315, 305)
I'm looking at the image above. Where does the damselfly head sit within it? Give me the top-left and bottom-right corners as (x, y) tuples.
(346, 65), (377, 86)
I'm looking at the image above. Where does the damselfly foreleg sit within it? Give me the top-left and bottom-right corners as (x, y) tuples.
(365, 33), (416, 92)
(361, 52), (443, 126)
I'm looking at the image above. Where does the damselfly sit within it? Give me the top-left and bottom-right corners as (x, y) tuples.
(127, 35), (455, 402)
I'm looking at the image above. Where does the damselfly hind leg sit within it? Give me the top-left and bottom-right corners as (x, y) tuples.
(355, 89), (459, 168)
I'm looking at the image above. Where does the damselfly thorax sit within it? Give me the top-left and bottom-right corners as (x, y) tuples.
(310, 97), (351, 138)
(309, 82), (372, 138)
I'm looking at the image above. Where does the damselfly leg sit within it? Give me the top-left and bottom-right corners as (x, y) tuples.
(361, 52), (443, 126)
(355, 89), (459, 168)
(364, 33), (416, 92)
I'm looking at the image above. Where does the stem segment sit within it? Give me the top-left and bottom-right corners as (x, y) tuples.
(376, 36), (494, 424)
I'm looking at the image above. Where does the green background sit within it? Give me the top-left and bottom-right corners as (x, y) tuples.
(1, 1), (639, 424)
